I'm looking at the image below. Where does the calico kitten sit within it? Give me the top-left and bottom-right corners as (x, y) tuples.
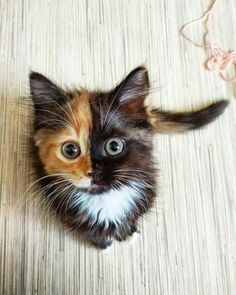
(29, 66), (228, 249)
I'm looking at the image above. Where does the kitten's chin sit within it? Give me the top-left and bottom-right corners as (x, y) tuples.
(79, 184), (111, 195)
(89, 184), (111, 195)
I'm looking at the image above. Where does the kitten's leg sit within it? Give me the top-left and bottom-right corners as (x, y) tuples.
(129, 224), (138, 236)
(115, 221), (139, 242)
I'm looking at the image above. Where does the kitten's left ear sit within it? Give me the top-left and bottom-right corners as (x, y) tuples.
(111, 66), (150, 111)
(29, 72), (69, 130)
(29, 72), (67, 106)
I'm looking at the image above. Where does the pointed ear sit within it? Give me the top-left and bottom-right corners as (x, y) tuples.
(29, 72), (67, 107)
(29, 72), (69, 130)
(148, 100), (229, 133)
(111, 66), (150, 112)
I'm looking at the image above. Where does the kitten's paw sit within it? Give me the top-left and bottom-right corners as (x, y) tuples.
(115, 225), (139, 242)
(101, 242), (113, 254)
(128, 231), (140, 244)
(102, 239), (113, 249)
(129, 225), (139, 236)
(92, 239), (113, 250)
(116, 231), (140, 244)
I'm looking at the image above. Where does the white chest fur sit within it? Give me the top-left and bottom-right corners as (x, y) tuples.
(74, 182), (143, 227)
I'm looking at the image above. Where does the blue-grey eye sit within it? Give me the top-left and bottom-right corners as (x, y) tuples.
(61, 142), (81, 159)
(104, 138), (125, 156)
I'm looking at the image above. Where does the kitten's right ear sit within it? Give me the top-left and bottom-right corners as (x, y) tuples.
(29, 72), (67, 106)
(110, 66), (150, 113)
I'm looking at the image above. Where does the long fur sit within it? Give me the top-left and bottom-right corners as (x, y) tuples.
(148, 100), (229, 133)
(29, 66), (228, 249)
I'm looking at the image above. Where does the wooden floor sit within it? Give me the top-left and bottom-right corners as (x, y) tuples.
(0, 0), (236, 294)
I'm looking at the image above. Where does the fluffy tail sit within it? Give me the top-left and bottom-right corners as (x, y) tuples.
(148, 100), (229, 133)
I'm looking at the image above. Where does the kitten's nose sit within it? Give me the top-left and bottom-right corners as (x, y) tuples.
(87, 171), (94, 178)
(87, 171), (101, 181)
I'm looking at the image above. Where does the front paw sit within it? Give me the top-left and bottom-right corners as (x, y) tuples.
(92, 239), (113, 250)
(115, 225), (140, 242)
(129, 225), (139, 236)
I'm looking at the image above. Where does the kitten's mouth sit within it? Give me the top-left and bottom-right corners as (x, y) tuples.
(76, 178), (115, 195)
(76, 181), (109, 194)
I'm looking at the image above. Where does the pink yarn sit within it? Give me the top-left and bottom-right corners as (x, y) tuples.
(180, 0), (236, 84)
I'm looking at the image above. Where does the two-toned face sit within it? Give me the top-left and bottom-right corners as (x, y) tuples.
(29, 66), (229, 249)
(31, 67), (155, 195)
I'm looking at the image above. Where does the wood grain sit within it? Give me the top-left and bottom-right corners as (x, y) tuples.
(0, 0), (235, 294)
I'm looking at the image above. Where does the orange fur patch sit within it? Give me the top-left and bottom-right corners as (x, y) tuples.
(147, 108), (188, 134)
(34, 92), (93, 187)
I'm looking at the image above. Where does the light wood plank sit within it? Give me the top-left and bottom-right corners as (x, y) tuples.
(0, 0), (235, 294)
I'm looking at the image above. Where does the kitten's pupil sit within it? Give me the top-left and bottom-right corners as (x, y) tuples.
(109, 141), (119, 152)
(62, 142), (81, 159)
(66, 144), (78, 155)
(104, 138), (124, 156)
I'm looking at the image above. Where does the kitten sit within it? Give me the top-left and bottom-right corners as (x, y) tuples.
(29, 66), (228, 249)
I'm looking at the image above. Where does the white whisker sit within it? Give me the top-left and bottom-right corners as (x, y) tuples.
(23, 173), (69, 195)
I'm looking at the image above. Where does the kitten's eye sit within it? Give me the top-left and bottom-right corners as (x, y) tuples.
(61, 142), (81, 159)
(104, 138), (125, 156)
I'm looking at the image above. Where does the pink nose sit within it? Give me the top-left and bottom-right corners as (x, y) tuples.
(87, 171), (93, 178)
(87, 171), (101, 181)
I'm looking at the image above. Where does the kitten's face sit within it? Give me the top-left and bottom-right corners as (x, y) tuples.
(31, 67), (228, 196)
(32, 67), (154, 194)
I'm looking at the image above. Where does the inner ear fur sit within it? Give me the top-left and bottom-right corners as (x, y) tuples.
(110, 66), (150, 113)
(29, 71), (67, 106)
(29, 72), (70, 130)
